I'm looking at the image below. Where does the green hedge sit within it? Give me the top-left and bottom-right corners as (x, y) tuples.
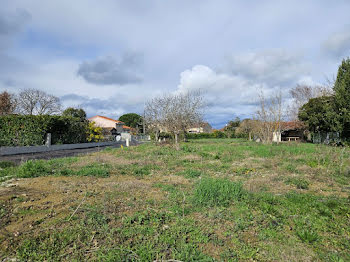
(0, 115), (88, 146)
(185, 131), (228, 139)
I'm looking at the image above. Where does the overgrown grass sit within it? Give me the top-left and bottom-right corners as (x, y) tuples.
(193, 177), (245, 207)
(1, 139), (350, 261)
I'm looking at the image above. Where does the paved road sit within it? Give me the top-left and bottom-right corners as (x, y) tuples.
(0, 143), (128, 164)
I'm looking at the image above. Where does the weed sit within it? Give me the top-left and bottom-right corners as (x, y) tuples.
(193, 177), (245, 207)
(181, 145), (197, 153)
(285, 177), (310, 189)
(296, 228), (319, 243)
(16, 160), (52, 178)
(183, 169), (202, 178)
(76, 163), (111, 177)
(233, 167), (256, 176)
(0, 161), (15, 169)
(134, 166), (151, 177)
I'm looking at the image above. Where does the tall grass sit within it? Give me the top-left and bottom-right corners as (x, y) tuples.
(193, 177), (245, 207)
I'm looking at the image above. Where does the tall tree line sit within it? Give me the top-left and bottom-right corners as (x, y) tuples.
(0, 88), (61, 116)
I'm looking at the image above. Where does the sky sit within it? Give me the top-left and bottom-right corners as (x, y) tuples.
(0, 1), (349, 128)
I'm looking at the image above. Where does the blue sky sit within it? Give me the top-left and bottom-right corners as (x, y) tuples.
(0, 1), (349, 128)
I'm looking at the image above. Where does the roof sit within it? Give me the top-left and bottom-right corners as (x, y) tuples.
(122, 125), (131, 129)
(101, 127), (117, 131)
(281, 121), (305, 131)
(88, 115), (124, 124)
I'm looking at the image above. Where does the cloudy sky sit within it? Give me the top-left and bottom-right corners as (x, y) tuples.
(0, 1), (349, 128)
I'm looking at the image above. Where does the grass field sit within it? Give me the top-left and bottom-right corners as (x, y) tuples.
(0, 139), (350, 261)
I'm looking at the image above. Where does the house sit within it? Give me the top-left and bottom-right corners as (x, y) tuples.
(88, 115), (131, 134)
(187, 122), (213, 133)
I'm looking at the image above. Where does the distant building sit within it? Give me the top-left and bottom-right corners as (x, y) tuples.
(280, 121), (305, 141)
(88, 115), (131, 134)
(187, 122), (213, 133)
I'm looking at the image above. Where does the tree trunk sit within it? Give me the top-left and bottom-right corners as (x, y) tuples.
(155, 131), (159, 143)
(174, 133), (180, 150)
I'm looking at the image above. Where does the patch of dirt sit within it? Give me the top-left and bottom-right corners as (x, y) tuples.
(242, 172), (293, 194)
(181, 154), (201, 161)
(71, 153), (141, 168)
(0, 174), (167, 246)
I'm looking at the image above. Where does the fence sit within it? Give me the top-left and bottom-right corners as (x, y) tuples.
(0, 141), (127, 157)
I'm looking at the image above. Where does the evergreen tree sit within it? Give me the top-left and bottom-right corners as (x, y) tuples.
(298, 96), (341, 133)
(334, 58), (350, 138)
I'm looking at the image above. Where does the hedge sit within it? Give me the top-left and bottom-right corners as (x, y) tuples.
(0, 115), (88, 146)
(185, 131), (228, 139)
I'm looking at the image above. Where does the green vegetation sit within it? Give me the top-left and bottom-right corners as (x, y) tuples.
(118, 113), (142, 129)
(193, 177), (245, 207)
(285, 177), (310, 189)
(0, 161), (15, 169)
(0, 139), (350, 261)
(0, 115), (89, 146)
(299, 57), (350, 141)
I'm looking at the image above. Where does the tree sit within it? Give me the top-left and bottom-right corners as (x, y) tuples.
(223, 117), (240, 138)
(254, 90), (283, 143)
(119, 113), (142, 129)
(235, 119), (257, 140)
(62, 107), (87, 120)
(17, 88), (61, 115)
(288, 84), (333, 121)
(333, 58), (350, 138)
(298, 96), (341, 133)
(0, 91), (16, 115)
(145, 91), (203, 148)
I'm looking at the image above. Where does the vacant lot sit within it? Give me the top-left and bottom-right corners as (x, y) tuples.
(1, 139), (349, 261)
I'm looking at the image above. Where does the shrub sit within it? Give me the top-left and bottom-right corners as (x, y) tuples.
(193, 177), (245, 207)
(86, 121), (104, 142)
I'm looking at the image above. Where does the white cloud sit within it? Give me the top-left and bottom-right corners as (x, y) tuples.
(224, 49), (310, 86)
(177, 65), (263, 123)
(176, 58), (318, 126)
(323, 27), (350, 58)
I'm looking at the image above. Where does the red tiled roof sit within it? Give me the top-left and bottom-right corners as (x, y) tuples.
(88, 115), (124, 124)
(122, 125), (131, 129)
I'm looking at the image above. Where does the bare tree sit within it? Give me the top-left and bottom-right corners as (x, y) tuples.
(288, 84), (333, 121)
(144, 91), (203, 149)
(17, 89), (62, 115)
(0, 91), (17, 115)
(144, 95), (165, 142)
(254, 90), (283, 143)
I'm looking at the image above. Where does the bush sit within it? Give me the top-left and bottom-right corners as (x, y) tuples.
(193, 177), (245, 207)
